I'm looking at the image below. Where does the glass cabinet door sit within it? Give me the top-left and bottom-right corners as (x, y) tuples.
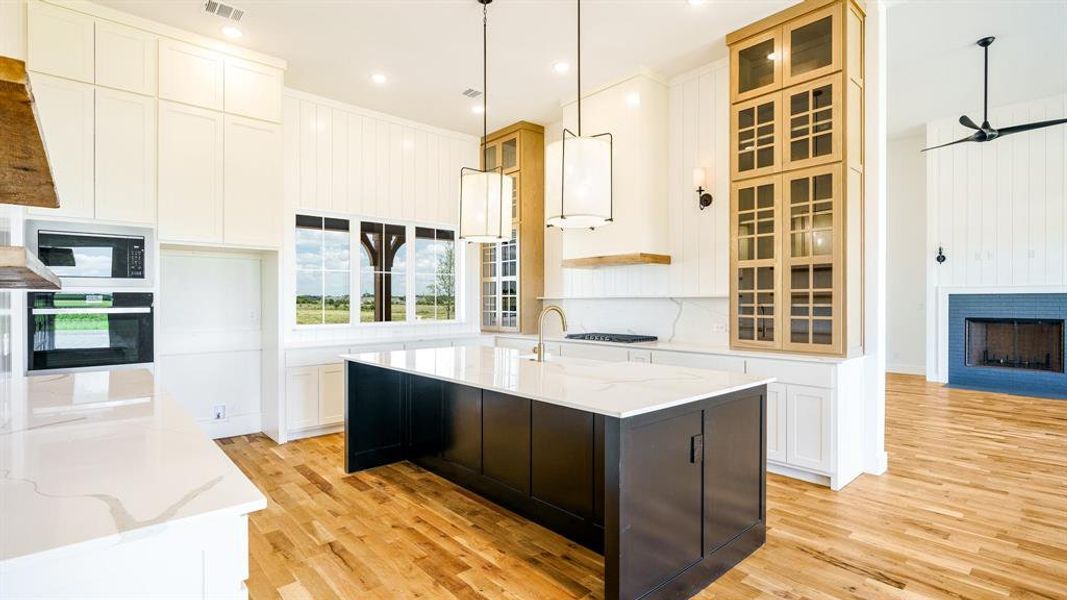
(732, 176), (781, 348)
(483, 143), (498, 172)
(501, 136), (519, 173)
(732, 94), (781, 180)
(730, 29), (782, 103)
(783, 5), (841, 88)
(783, 74), (841, 171)
(783, 165), (841, 353)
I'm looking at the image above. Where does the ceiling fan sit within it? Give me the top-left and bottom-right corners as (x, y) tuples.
(922, 36), (1067, 152)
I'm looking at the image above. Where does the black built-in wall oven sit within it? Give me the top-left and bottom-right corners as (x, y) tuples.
(27, 292), (154, 372)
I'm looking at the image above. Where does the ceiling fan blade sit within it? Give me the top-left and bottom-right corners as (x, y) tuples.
(994, 117), (1067, 138)
(921, 133), (980, 152)
(959, 115), (980, 130)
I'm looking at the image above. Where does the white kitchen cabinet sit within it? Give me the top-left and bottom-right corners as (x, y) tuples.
(158, 101), (224, 243)
(28, 74), (94, 219)
(94, 20), (157, 95)
(651, 350), (746, 373)
(560, 343), (630, 362)
(95, 88), (156, 224)
(158, 38), (224, 110)
(318, 363), (345, 426)
(223, 115), (282, 247)
(27, 1), (94, 82)
(766, 382), (787, 463)
(223, 56), (282, 122)
(285, 366), (320, 431)
(786, 384), (832, 473)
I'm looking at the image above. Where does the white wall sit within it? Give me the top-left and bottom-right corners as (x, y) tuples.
(924, 93), (1066, 380)
(886, 134), (927, 374)
(158, 249), (265, 438)
(281, 88), (481, 347)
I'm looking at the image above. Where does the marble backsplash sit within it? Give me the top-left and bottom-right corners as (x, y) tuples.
(552, 297), (730, 347)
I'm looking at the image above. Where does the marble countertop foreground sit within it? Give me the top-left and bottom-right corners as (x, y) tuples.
(343, 346), (774, 418)
(0, 369), (266, 567)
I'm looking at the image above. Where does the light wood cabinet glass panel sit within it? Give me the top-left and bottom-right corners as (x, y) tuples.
(789, 264), (833, 346)
(788, 171), (834, 258)
(737, 182), (777, 261)
(783, 5), (841, 88)
(733, 95), (779, 179)
(501, 137), (519, 172)
(784, 75), (841, 170)
(737, 266), (776, 343)
(731, 29), (781, 102)
(483, 144), (498, 172)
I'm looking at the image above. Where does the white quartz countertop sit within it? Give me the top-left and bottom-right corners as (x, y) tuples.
(342, 346), (774, 418)
(0, 369), (266, 567)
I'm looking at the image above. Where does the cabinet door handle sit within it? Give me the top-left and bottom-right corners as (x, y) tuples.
(690, 434), (704, 463)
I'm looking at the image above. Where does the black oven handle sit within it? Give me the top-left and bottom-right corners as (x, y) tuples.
(31, 307), (152, 315)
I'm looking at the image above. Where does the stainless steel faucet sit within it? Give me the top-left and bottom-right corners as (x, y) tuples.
(535, 305), (568, 362)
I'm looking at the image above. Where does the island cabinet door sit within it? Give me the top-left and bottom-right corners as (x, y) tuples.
(704, 392), (765, 553)
(618, 410), (704, 597)
(531, 403), (595, 520)
(408, 375), (443, 457)
(442, 384), (483, 473)
(345, 362), (406, 472)
(482, 391), (532, 494)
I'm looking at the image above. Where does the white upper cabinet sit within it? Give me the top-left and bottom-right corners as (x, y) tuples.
(158, 38), (225, 110)
(95, 20), (157, 96)
(28, 74), (94, 219)
(95, 88), (156, 224)
(27, 2), (94, 82)
(223, 56), (283, 122)
(224, 115), (282, 247)
(158, 101), (224, 243)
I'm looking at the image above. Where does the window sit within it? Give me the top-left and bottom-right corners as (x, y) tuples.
(414, 228), (456, 321)
(295, 215), (350, 325)
(481, 227), (518, 330)
(359, 221), (407, 322)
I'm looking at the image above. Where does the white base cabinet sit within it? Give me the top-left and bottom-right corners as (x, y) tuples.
(318, 363), (345, 426)
(285, 362), (345, 434)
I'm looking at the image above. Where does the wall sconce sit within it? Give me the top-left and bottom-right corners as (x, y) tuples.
(692, 168), (713, 210)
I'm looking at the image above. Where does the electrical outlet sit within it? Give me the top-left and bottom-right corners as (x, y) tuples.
(213, 405), (227, 421)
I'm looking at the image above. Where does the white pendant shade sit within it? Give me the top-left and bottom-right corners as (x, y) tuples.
(545, 135), (612, 229)
(460, 168), (513, 243)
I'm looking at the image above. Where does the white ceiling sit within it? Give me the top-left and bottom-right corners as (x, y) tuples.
(95, 0), (796, 135)
(887, 0), (1067, 139)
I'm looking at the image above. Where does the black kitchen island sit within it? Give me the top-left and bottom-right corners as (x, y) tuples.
(343, 346), (772, 600)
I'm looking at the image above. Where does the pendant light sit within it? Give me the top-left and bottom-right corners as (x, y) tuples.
(545, 0), (613, 230)
(459, 0), (513, 243)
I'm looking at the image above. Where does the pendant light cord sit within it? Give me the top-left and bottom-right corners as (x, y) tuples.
(482, 1), (488, 154)
(576, 0), (581, 136)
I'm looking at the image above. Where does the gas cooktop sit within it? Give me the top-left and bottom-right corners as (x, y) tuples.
(565, 333), (658, 344)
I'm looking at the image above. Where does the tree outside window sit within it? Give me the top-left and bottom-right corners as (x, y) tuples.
(414, 228), (456, 321)
(296, 215), (350, 325)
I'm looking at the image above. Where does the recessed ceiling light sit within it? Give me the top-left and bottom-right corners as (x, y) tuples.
(370, 73), (388, 86)
(222, 25), (242, 39)
(552, 61), (570, 75)
(471, 105), (485, 114)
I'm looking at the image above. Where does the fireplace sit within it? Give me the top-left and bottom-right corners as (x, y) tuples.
(965, 318), (1064, 373)
(948, 293), (1067, 398)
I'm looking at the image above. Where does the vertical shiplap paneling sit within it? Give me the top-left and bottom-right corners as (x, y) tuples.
(413, 129), (429, 223)
(361, 116), (377, 218)
(925, 94), (1066, 289)
(711, 67), (730, 297)
(401, 127), (416, 221)
(425, 133), (439, 224)
(298, 100), (316, 209)
(374, 119), (390, 218)
(696, 68), (717, 296)
(679, 77), (700, 296)
(346, 114), (363, 215)
(281, 96), (299, 211)
(315, 104), (332, 211)
(667, 79), (686, 295)
(331, 108), (348, 213)
(387, 123), (403, 219)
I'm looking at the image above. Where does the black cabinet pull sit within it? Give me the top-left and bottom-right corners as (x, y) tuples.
(690, 434), (704, 463)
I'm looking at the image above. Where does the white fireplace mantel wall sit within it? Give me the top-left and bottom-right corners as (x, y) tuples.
(924, 94), (1067, 381)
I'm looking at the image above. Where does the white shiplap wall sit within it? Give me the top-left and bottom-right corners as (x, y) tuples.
(281, 88), (481, 345)
(544, 59), (731, 299)
(924, 93), (1067, 379)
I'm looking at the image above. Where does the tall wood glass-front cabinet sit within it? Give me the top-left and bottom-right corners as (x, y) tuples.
(728, 0), (864, 356)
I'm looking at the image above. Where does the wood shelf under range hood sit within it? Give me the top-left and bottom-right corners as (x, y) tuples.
(0, 246), (61, 289)
(561, 253), (672, 269)
(0, 56), (60, 209)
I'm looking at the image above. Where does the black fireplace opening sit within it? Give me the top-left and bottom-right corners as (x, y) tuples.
(965, 318), (1064, 373)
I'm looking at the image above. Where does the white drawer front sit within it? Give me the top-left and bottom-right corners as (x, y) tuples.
(746, 357), (833, 387)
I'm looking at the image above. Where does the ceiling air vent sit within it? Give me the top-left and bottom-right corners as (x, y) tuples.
(462, 88), (482, 98)
(204, 0), (244, 22)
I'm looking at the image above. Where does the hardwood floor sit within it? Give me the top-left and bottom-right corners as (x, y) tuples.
(219, 374), (1067, 599)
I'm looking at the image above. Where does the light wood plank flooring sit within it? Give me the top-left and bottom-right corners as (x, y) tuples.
(219, 374), (1067, 599)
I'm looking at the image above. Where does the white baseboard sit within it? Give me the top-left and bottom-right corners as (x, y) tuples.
(886, 363), (925, 376)
(199, 413), (262, 440)
(767, 462), (831, 488)
(286, 423), (343, 442)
